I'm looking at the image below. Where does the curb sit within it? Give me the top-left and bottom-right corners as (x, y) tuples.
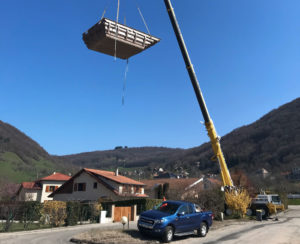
(0, 222), (118, 237)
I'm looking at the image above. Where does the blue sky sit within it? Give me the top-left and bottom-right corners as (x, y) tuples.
(1, 0), (299, 155)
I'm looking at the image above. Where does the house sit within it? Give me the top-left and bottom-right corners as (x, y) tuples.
(288, 167), (300, 180)
(49, 168), (148, 202)
(153, 172), (178, 179)
(16, 172), (71, 202)
(143, 176), (221, 200)
(256, 168), (269, 179)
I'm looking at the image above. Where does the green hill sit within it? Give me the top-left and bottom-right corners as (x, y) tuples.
(0, 121), (66, 183)
(58, 97), (300, 177)
(1, 97), (299, 182)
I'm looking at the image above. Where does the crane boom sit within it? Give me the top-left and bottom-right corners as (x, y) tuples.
(163, 0), (233, 187)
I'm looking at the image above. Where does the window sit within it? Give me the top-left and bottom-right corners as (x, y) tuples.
(74, 183), (78, 192)
(78, 183), (86, 191)
(178, 204), (189, 215)
(194, 204), (202, 212)
(93, 182), (97, 189)
(46, 185), (57, 192)
(156, 202), (180, 215)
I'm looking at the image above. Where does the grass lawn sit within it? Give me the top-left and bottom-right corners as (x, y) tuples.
(0, 222), (53, 232)
(288, 199), (300, 205)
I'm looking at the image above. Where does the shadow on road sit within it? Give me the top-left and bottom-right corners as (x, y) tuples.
(124, 229), (201, 243)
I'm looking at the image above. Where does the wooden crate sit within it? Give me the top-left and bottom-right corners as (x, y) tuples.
(82, 18), (160, 59)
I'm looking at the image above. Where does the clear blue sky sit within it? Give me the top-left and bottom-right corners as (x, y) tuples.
(1, 0), (299, 155)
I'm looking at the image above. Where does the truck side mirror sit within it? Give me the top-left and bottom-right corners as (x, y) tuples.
(177, 212), (185, 217)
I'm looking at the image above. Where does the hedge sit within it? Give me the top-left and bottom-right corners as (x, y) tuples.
(66, 202), (80, 226)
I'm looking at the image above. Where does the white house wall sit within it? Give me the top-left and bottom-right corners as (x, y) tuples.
(53, 171), (118, 202)
(40, 180), (66, 203)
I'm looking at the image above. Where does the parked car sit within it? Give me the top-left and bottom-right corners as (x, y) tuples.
(138, 200), (213, 242)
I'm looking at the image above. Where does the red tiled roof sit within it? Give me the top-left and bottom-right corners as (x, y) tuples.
(21, 182), (42, 190)
(84, 168), (145, 186)
(135, 193), (148, 197)
(206, 178), (222, 185)
(39, 172), (71, 181)
(142, 178), (199, 190)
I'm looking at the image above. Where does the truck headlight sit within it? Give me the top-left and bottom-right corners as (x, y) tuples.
(154, 219), (165, 224)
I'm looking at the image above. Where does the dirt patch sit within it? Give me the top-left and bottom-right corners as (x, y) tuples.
(70, 219), (254, 244)
(70, 229), (159, 244)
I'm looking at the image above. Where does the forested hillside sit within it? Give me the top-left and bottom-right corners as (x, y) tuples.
(165, 97), (300, 175)
(0, 121), (68, 182)
(1, 97), (299, 182)
(59, 98), (300, 177)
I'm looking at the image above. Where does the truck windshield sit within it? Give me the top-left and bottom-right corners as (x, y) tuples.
(156, 202), (180, 215)
(272, 196), (280, 202)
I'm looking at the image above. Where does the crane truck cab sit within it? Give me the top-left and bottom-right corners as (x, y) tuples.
(247, 193), (285, 218)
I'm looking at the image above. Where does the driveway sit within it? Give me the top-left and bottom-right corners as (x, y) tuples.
(175, 205), (300, 244)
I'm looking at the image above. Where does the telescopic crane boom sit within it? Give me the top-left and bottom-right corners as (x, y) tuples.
(163, 0), (233, 187)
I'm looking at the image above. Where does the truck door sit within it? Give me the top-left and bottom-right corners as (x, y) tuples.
(188, 203), (201, 230)
(174, 204), (190, 233)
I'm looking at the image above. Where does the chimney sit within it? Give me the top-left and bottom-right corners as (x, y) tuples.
(115, 168), (119, 176)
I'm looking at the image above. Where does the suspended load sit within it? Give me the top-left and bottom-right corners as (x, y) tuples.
(82, 18), (160, 59)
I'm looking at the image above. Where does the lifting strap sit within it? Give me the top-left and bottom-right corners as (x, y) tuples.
(99, 0), (111, 23)
(134, 0), (151, 34)
(114, 0), (120, 61)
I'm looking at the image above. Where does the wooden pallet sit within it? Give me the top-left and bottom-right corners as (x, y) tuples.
(83, 18), (160, 59)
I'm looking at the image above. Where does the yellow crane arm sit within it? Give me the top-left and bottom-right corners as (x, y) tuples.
(206, 121), (233, 187)
(164, 0), (234, 188)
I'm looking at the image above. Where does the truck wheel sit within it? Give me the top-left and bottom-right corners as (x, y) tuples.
(138, 228), (146, 236)
(246, 209), (253, 216)
(163, 226), (174, 243)
(262, 207), (269, 218)
(225, 208), (233, 216)
(197, 222), (208, 237)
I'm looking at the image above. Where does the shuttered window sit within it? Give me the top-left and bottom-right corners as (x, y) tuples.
(46, 185), (56, 192)
(93, 182), (97, 189)
(78, 183), (86, 191)
(74, 183), (78, 191)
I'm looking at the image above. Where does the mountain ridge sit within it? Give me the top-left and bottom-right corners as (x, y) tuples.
(1, 97), (299, 182)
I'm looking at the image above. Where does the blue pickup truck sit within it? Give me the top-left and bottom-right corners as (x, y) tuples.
(138, 200), (213, 242)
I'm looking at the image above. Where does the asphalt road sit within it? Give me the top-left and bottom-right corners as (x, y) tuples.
(0, 205), (299, 244)
(176, 205), (300, 244)
(0, 222), (125, 244)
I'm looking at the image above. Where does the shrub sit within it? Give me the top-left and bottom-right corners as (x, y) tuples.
(42, 201), (66, 227)
(187, 187), (225, 220)
(20, 201), (42, 229)
(0, 201), (21, 232)
(65, 202), (102, 225)
(65, 202), (80, 226)
(225, 189), (251, 218)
